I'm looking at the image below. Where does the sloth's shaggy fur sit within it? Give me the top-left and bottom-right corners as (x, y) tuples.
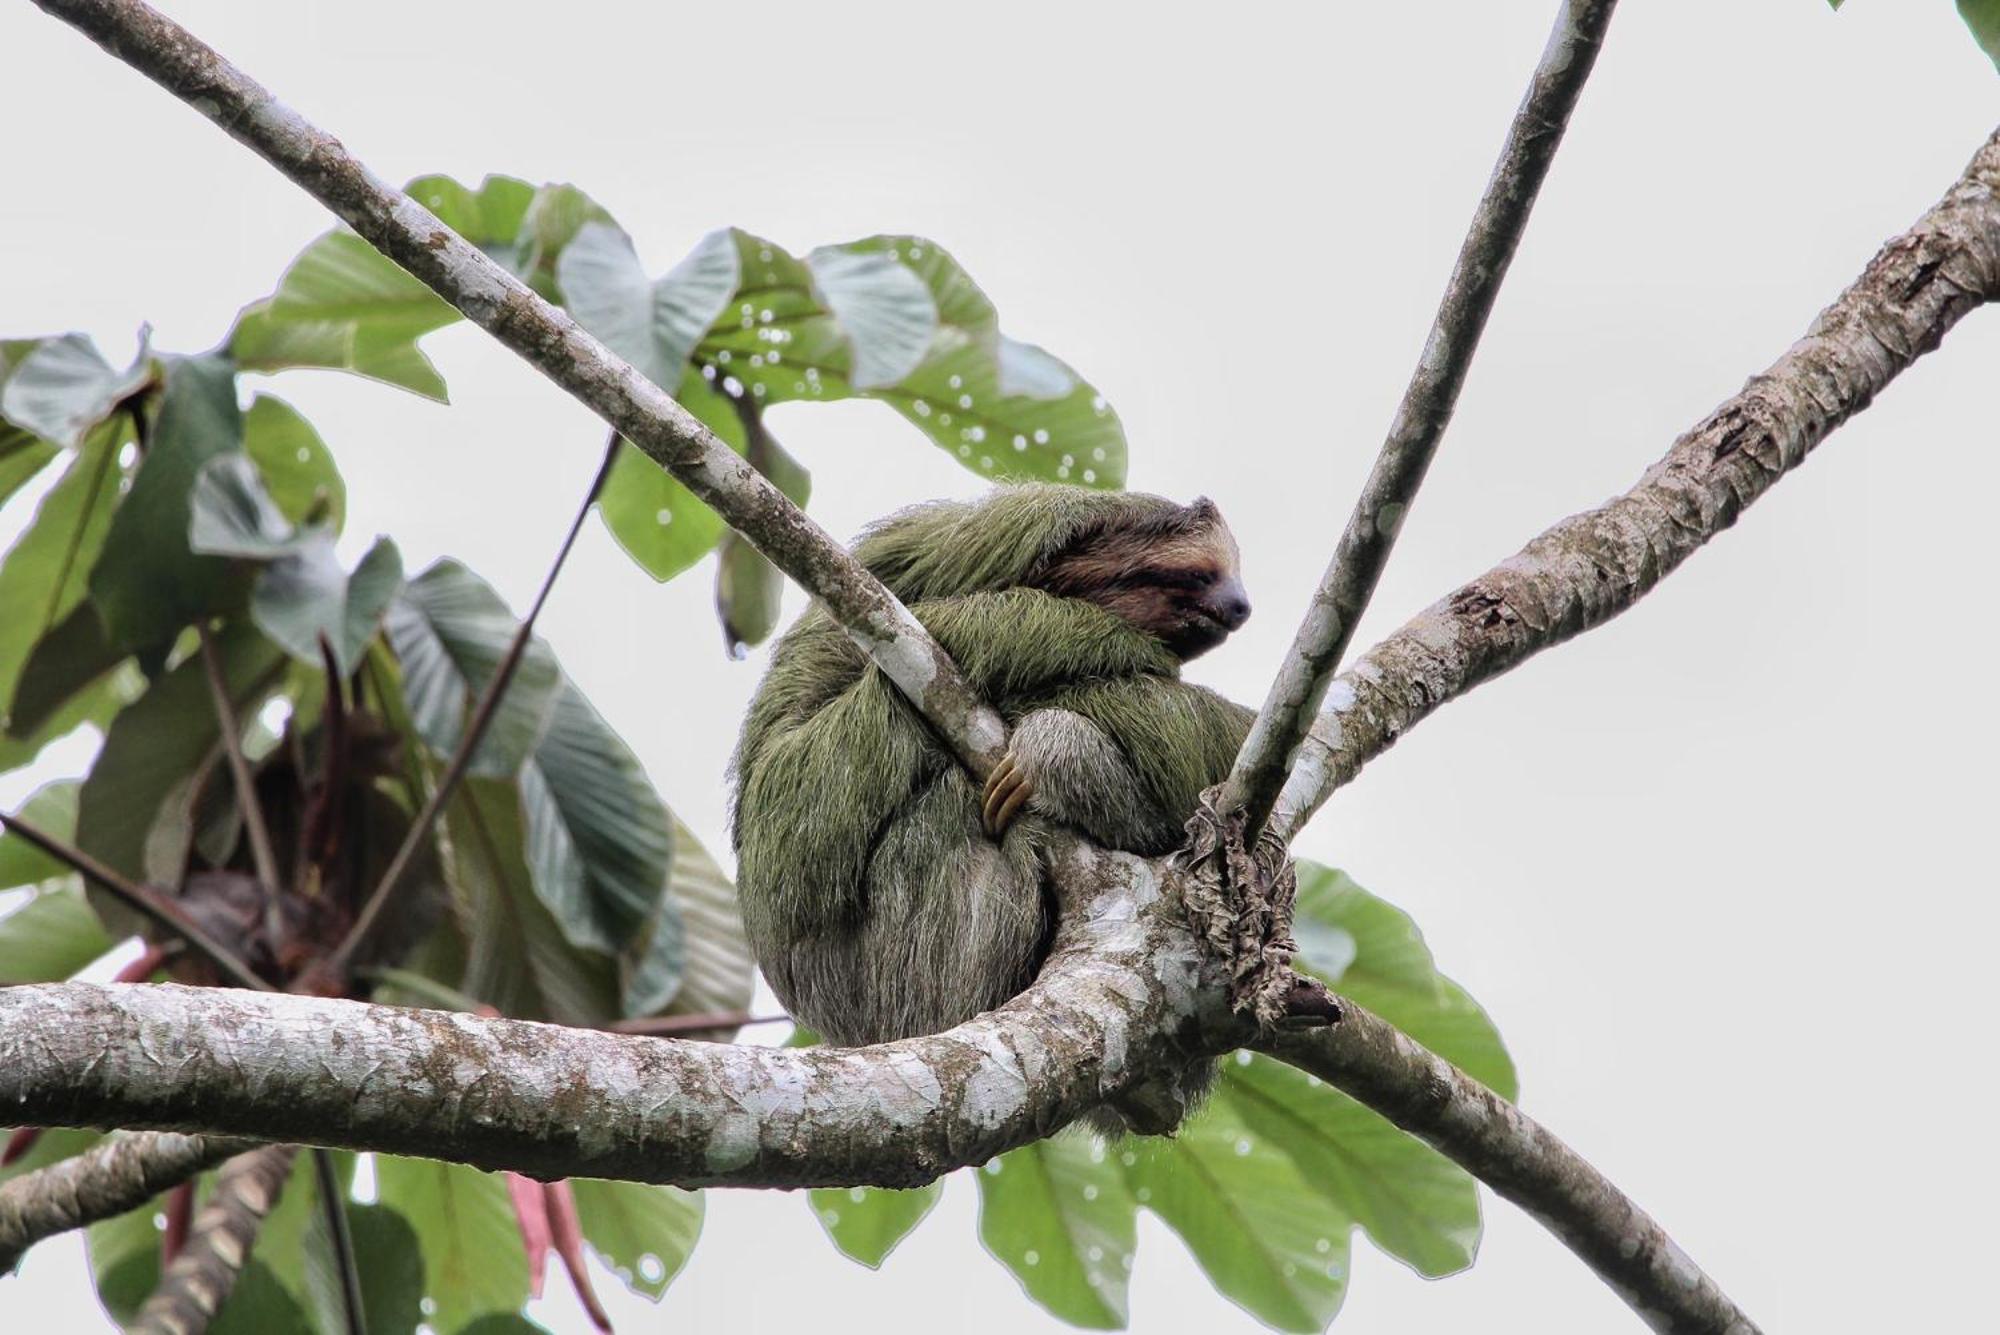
(731, 485), (1253, 1123)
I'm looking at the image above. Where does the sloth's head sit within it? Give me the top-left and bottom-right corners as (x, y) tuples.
(1033, 494), (1251, 661)
(857, 484), (1252, 660)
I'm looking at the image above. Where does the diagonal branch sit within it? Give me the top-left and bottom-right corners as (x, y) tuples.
(0, 1132), (254, 1271)
(1263, 1008), (1751, 1335)
(0, 812), (267, 992)
(1224, 0), (1620, 834)
(28, 0), (1006, 780)
(130, 1144), (299, 1335)
(195, 621), (285, 915)
(1268, 123), (2000, 843)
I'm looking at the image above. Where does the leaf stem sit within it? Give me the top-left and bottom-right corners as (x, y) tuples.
(0, 810), (266, 992)
(195, 621), (286, 932)
(324, 435), (618, 979)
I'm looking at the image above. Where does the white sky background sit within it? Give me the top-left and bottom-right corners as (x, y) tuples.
(2, 1), (1997, 1331)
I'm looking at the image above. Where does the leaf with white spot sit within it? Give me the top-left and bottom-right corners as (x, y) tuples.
(979, 1136), (1137, 1328)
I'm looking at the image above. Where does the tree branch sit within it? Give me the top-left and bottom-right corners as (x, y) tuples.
(0, 841), (1751, 1331)
(1224, 0), (1619, 834)
(0, 1132), (254, 1271)
(1268, 123), (2000, 843)
(27, 0), (1006, 780)
(0, 812), (267, 992)
(1264, 1008), (1754, 1335)
(130, 1144), (298, 1335)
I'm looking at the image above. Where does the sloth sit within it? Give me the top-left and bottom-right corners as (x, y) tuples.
(730, 483), (1254, 1123)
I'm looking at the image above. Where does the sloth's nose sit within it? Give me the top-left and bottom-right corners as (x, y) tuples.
(1212, 578), (1251, 630)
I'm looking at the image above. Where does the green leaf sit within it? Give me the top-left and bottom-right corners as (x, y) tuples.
(375, 1156), (529, 1335)
(89, 353), (247, 653)
(8, 601), (123, 740)
(978, 1137), (1135, 1327)
(1293, 862), (1517, 1099)
(844, 235), (998, 336)
(0, 332), (154, 449)
(889, 330), (1126, 487)
(304, 1200), (426, 1335)
(1125, 1098), (1353, 1333)
(557, 223), (741, 389)
(243, 394), (346, 532)
(457, 1316), (553, 1335)
(209, 1259), (313, 1335)
(0, 659), (138, 780)
(1962, 0), (2000, 67)
(386, 559), (681, 1014)
(513, 183), (616, 303)
(0, 418), (125, 721)
(0, 433), (58, 508)
(0, 778), (80, 890)
(520, 679), (683, 1015)
(447, 777), (621, 1026)
(1217, 1053), (1481, 1279)
(593, 369), (738, 583)
(0, 884), (112, 983)
(75, 621), (284, 888)
(656, 816), (754, 1021)
(189, 453), (405, 673)
(384, 560), (561, 778)
(811, 1182), (941, 1270)
(230, 218), (457, 400)
(86, 1194), (164, 1324)
(569, 1177), (703, 1299)
(805, 243), (939, 389)
(405, 173), (537, 260)
(694, 230), (856, 407)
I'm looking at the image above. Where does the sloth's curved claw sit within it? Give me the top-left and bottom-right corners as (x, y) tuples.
(982, 752), (1033, 838)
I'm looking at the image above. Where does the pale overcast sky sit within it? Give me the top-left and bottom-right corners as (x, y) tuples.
(2, 1), (1997, 1332)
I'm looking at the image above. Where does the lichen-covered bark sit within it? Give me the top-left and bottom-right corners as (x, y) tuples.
(0, 1131), (252, 1270)
(25, 0), (1007, 779)
(0, 845), (1223, 1191)
(1225, 0), (1620, 831)
(1270, 124), (2000, 842)
(1270, 1009), (1758, 1335)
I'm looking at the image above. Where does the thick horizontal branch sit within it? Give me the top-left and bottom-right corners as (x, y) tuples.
(30, 0), (1006, 779)
(0, 1131), (253, 1270)
(1269, 124), (2000, 841)
(1225, 0), (1618, 832)
(0, 839), (1750, 1332)
(1268, 1010), (1756, 1335)
(0, 847), (1221, 1191)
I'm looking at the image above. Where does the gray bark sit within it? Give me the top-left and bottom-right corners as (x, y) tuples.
(1269, 123), (2000, 842)
(1225, 0), (1620, 831)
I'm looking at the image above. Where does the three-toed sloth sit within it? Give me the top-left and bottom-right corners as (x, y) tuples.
(731, 484), (1254, 1126)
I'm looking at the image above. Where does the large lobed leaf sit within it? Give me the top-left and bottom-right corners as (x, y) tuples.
(384, 561), (689, 1017)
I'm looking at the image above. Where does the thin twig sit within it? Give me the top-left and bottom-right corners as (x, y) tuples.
(1265, 1007), (1757, 1335)
(0, 811), (266, 991)
(323, 435), (618, 979)
(311, 1146), (367, 1335)
(1221, 0), (1620, 834)
(195, 620), (286, 936)
(30, 0), (1006, 779)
